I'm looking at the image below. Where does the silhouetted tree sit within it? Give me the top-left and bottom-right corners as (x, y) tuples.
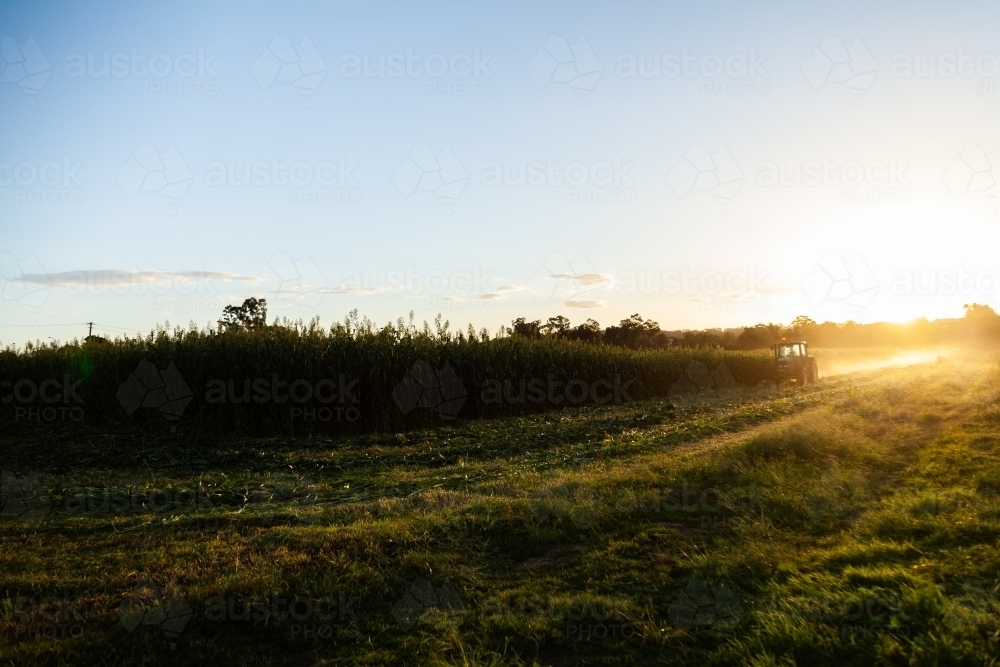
(541, 315), (571, 338)
(510, 317), (542, 339)
(219, 298), (268, 330)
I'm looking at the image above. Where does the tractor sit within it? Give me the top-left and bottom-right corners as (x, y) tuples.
(770, 340), (819, 386)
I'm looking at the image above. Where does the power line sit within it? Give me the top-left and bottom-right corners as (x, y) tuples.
(0, 323), (88, 327)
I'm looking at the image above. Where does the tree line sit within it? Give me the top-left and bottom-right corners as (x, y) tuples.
(506, 304), (1000, 349)
(214, 297), (1000, 350)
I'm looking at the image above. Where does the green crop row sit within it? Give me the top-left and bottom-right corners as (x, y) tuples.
(0, 322), (774, 434)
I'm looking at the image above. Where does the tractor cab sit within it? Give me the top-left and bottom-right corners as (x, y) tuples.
(770, 340), (819, 385)
(775, 341), (806, 359)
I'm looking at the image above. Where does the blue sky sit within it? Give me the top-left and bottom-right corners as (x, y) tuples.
(3, 0), (1000, 344)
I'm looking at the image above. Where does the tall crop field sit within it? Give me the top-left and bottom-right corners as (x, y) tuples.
(0, 320), (774, 435)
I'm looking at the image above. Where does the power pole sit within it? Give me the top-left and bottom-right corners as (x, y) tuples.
(87, 322), (94, 338)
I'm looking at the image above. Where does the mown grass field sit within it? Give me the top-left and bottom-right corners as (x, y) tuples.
(2, 352), (999, 665)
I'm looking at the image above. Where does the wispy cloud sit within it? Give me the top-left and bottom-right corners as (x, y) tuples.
(564, 299), (604, 309)
(548, 272), (613, 287)
(17, 270), (254, 287)
(440, 292), (507, 303)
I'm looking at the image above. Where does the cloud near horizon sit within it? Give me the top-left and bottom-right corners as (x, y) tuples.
(564, 299), (604, 309)
(14, 269), (255, 287)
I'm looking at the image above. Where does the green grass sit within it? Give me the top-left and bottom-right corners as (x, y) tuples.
(1, 355), (999, 665)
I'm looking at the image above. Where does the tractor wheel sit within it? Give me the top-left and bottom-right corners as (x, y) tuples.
(807, 361), (819, 384)
(796, 369), (807, 387)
